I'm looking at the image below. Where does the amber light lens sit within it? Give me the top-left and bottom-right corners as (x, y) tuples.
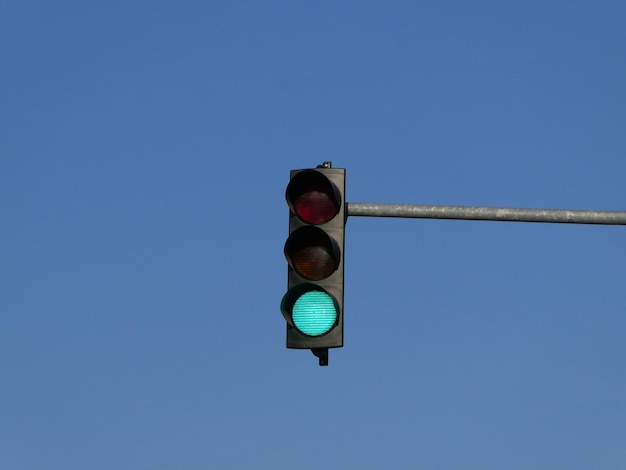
(284, 226), (340, 281)
(293, 246), (337, 280)
(294, 190), (338, 225)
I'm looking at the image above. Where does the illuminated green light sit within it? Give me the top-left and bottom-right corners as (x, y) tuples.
(292, 290), (337, 336)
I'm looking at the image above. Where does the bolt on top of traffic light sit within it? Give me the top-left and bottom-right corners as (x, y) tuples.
(281, 162), (346, 366)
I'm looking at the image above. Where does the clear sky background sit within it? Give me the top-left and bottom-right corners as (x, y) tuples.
(2, 2), (626, 469)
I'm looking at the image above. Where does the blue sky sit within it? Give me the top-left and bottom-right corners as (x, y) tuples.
(2, 2), (626, 469)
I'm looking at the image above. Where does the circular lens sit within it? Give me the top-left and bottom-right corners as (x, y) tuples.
(284, 226), (340, 281)
(294, 191), (338, 224)
(293, 246), (337, 280)
(292, 290), (337, 336)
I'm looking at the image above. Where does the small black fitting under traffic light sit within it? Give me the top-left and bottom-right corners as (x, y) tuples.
(281, 162), (346, 366)
(311, 348), (329, 366)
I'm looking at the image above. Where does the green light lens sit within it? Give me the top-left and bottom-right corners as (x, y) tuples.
(292, 290), (337, 336)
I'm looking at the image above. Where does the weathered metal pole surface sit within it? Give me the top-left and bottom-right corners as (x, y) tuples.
(347, 203), (626, 225)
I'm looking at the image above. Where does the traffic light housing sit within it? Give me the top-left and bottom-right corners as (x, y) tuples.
(281, 162), (346, 365)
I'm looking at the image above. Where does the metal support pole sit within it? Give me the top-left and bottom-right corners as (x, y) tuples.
(347, 203), (626, 225)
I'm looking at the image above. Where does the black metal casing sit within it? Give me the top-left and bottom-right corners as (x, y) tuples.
(283, 167), (346, 350)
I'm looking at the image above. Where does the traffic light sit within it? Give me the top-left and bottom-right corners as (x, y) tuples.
(281, 162), (346, 366)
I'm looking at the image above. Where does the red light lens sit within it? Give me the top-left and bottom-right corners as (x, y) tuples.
(294, 190), (338, 225)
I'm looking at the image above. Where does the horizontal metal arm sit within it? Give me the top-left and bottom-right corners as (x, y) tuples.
(347, 203), (626, 225)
